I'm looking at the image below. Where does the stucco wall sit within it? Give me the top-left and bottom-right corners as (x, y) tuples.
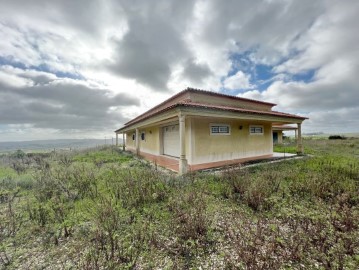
(190, 117), (273, 165)
(125, 126), (160, 154)
(124, 117), (273, 168)
(126, 132), (135, 150)
(139, 126), (160, 155)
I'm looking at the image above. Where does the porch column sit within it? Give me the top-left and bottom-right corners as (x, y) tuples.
(122, 133), (125, 151)
(135, 128), (140, 155)
(116, 133), (118, 146)
(179, 114), (188, 175)
(297, 123), (303, 154)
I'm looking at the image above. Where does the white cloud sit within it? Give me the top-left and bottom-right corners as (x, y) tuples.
(223, 71), (253, 90)
(0, 0), (359, 139)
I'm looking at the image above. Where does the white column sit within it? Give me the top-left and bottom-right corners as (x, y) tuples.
(135, 128), (139, 155)
(122, 133), (125, 151)
(179, 114), (188, 175)
(116, 133), (118, 146)
(297, 123), (303, 154)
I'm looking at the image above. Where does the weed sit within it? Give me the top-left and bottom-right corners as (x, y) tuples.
(222, 167), (281, 211)
(104, 167), (170, 209)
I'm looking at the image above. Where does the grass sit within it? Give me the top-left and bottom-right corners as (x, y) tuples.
(0, 141), (358, 269)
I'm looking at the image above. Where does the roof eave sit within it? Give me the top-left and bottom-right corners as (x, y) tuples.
(115, 103), (307, 132)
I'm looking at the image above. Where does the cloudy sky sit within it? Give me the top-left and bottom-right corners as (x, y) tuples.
(0, 0), (358, 141)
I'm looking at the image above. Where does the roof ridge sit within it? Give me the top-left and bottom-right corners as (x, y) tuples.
(185, 87), (276, 106)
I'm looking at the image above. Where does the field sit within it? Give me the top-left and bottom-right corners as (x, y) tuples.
(0, 138), (358, 269)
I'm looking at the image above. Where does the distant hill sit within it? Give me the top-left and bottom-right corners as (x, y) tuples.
(0, 139), (123, 153)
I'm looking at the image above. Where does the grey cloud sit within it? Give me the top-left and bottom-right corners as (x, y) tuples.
(198, 0), (325, 62)
(181, 58), (212, 84)
(0, 0), (123, 39)
(280, 79), (359, 112)
(304, 107), (359, 133)
(107, 0), (196, 91)
(0, 78), (139, 130)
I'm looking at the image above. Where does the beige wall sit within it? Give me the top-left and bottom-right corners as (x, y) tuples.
(190, 117), (273, 165)
(125, 126), (160, 154)
(125, 116), (273, 167)
(139, 126), (160, 155)
(126, 132), (135, 150)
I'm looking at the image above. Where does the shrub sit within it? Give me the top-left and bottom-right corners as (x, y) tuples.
(11, 149), (26, 159)
(329, 135), (346, 140)
(104, 167), (170, 209)
(222, 205), (359, 269)
(168, 190), (209, 242)
(33, 163), (98, 202)
(80, 197), (141, 269)
(289, 158), (359, 205)
(222, 168), (281, 211)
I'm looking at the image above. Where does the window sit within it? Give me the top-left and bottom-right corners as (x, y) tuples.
(250, 125), (264, 134)
(132, 133), (135, 140)
(210, 124), (230, 135)
(141, 132), (145, 141)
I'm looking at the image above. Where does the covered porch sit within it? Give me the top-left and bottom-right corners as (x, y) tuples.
(115, 109), (305, 174)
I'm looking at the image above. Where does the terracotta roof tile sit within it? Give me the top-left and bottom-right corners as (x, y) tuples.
(123, 87), (276, 127)
(116, 98), (307, 132)
(177, 101), (308, 120)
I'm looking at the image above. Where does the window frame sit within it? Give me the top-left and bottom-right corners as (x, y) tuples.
(210, 123), (231, 135)
(249, 125), (264, 135)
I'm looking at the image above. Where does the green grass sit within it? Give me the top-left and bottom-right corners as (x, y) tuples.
(0, 166), (16, 179)
(0, 142), (358, 269)
(73, 147), (133, 164)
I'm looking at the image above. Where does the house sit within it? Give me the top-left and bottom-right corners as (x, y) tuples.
(115, 88), (307, 174)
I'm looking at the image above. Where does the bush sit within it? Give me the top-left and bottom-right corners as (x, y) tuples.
(168, 190), (209, 241)
(329, 135), (346, 140)
(221, 168), (281, 211)
(80, 197), (141, 269)
(104, 167), (170, 209)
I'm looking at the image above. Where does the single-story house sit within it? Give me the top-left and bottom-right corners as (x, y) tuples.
(115, 88), (307, 174)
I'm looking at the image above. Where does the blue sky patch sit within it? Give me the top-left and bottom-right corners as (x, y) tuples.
(291, 68), (316, 83)
(0, 56), (84, 80)
(222, 50), (317, 93)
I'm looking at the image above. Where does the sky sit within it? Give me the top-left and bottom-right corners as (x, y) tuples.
(0, 0), (358, 142)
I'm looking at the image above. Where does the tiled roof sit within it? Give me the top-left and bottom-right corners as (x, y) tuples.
(116, 96), (307, 132)
(184, 87), (276, 106)
(177, 100), (308, 120)
(123, 87), (276, 127)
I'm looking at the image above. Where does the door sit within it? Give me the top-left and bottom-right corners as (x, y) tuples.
(163, 124), (180, 157)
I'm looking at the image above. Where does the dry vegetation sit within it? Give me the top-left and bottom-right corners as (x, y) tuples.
(0, 139), (358, 269)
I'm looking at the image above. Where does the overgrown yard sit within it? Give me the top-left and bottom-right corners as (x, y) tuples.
(1, 139), (358, 269)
